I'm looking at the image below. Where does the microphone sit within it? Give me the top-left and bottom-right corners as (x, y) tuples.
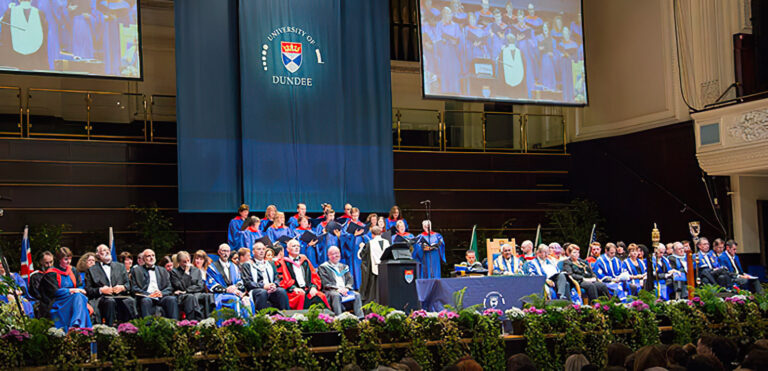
(419, 200), (431, 205)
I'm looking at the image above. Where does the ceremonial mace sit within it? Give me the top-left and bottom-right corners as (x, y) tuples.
(688, 221), (701, 299)
(645, 223), (661, 297)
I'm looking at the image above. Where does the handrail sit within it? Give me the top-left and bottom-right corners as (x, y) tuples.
(0, 86), (23, 137)
(149, 94), (177, 142)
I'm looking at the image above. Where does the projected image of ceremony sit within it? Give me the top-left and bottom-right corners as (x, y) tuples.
(420, 0), (586, 105)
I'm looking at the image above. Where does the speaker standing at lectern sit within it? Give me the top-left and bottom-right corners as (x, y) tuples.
(358, 225), (388, 304)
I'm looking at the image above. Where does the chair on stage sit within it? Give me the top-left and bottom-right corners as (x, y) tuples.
(486, 238), (513, 276)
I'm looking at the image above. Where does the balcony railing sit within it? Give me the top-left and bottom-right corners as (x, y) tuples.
(0, 88), (567, 153)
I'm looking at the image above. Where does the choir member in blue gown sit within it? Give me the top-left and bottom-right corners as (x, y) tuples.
(295, 216), (320, 266)
(32, 0), (64, 70)
(421, 12), (439, 94)
(420, 0), (439, 21)
(97, 0), (131, 76)
(593, 243), (628, 300)
(336, 203), (353, 224)
(358, 213), (379, 249)
(234, 216), (262, 252)
(315, 208), (341, 266)
(511, 9), (537, 98)
(464, 12), (489, 64)
(503, 1), (517, 25)
(537, 22), (557, 91)
(260, 205), (277, 232)
(413, 220), (445, 279)
(486, 10), (507, 65)
(206, 244), (252, 318)
(287, 203), (307, 230)
(652, 245), (675, 300)
(267, 212), (295, 244)
(475, 0), (494, 27)
(557, 27), (581, 102)
(71, 0), (96, 59)
(449, 0), (467, 26)
(39, 247), (91, 330)
(621, 244), (647, 296)
(386, 205), (408, 232)
(524, 4), (543, 83)
(570, 15), (583, 43)
(391, 220), (415, 245)
(0, 261), (35, 317)
(435, 7), (462, 95)
(228, 204), (250, 247)
(340, 207), (366, 290)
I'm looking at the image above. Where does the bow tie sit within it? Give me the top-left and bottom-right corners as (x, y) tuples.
(145, 266), (155, 271)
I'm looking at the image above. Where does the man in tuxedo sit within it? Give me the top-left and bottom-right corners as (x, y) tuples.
(241, 241), (289, 310)
(718, 240), (763, 293)
(131, 249), (179, 319)
(169, 251), (206, 320)
(277, 239), (329, 310)
(318, 246), (364, 317)
(359, 226), (388, 304)
(85, 244), (136, 325)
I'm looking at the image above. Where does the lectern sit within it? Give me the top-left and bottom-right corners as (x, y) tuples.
(378, 243), (421, 311)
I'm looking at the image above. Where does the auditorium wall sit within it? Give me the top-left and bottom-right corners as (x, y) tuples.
(731, 176), (768, 259)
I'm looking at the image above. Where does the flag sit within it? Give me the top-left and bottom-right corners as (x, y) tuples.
(20, 225), (33, 279)
(534, 223), (542, 247)
(588, 224), (597, 244)
(109, 227), (117, 262)
(469, 225), (478, 256)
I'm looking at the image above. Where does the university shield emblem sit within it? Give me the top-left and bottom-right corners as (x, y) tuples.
(404, 269), (414, 283)
(281, 41), (302, 73)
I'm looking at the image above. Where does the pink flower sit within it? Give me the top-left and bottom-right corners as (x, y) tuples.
(317, 313), (334, 324)
(483, 308), (503, 317)
(602, 305), (610, 311)
(630, 300), (649, 311)
(365, 313), (385, 322)
(221, 318), (245, 327)
(177, 320), (198, 327)
(1, 329), (30, 342)
(410, 310), (428, 318)
(438, 310), (459, 319)
(271, 314), (298, 323)
(523, 307), (546, 315)
(118, 323), (138, 334)
(69, 327), (93, 337)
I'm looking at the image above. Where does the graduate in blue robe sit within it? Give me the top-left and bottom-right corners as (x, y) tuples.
(286, 203), (307, 230)
(340, 208), (366, 290)
(266, 212), (295, 244)
(39, 249), (91, 330)
(294, 216), (320, 266)
(386, 205), (408, 232)
(206, 244), (252, 317)
(435, 7), (462, 95)
(234, 216), (262, 253)
(97, 0), (130, 75)
(622, 246), (647, 296)
(314, 209), (340, 266)
(391, 220), (415, 245)
(260, 205), (277, 233)
(413, 221), (445, 279)
(557, 27), (581, 102)
(227, 204), (250, 247)
(593, 247), (628, 300)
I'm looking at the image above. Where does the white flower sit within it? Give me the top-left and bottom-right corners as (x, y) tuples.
(47, 327), (65, 338)
(505, 307), (526, 320)
(334, 312), (359, 322)
(198, 318), (216, 328)
(291, 313), (307, 322)
(733, 294), (748, 302)
(93, 324), (118, 337)
(426, 311), (439, 318)
(386, 310), (406, 319)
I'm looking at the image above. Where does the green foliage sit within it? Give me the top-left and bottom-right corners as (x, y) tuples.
(128, 316), (176, 358)
(263, 321), (318, 370)
(30, 224), (71, 254)
(521, 293), (547, 309)
(545, 199), (607, 254)
(129, 204), (180, 257)
(362, 301), (395, 316)
(694, 284), (727, 319)
(470, 314), (505, 371)
(300, 304), (332, 333)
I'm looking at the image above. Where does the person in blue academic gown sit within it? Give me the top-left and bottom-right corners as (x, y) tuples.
(294, 216), (320, 266)
(206, 244), (252, 317)
(475, 0), (494, 27)
(287, 203), (307, 230)
(391, 219), (415, 245)
(70, 0), (96, 59)
(267, 212), (294, 244)
(340, 208), (366, 290)
(336, 203), (353, 224)
(537, 21), (557, 91)
(315, 208), (341, 267)
(260, 205), (277, 232)
(449, 0), (466, 26)
(622, 244), (647, 296)
(464, 12), (488, 67)
(511, 9), (536, 98)
(593, 243), (628, 300)
(386, 205), (408, 232)
(228, 204), (250, 247)
(234, 216), (262, 253)
(651, 244), (675, 300)
(0, 261), (35, 317)
(557, 27), (582, 102)
(413, 220), (445, 279)
(524, 3), (543, 84)
(39, 247), (91, 330)
(718, 240), (763, 293)
(486, 10), (507, 65)
(97, 0), (131, 76)
(435, 7), (462, 95)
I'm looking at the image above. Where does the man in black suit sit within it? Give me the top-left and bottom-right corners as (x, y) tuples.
(85, 244), (137, 325)
(318, 246), (363, 317)
(241, 241), (289, 310)
(130, 249), (179, 319)
(169, 251), (206, 320)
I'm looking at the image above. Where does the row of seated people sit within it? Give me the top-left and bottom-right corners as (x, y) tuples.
(460, 237), (762, 303)
(4, 239), (368, 330)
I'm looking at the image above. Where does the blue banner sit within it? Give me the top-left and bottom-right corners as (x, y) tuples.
(238, 0), (394, 212)
(416, 276), (547, 312)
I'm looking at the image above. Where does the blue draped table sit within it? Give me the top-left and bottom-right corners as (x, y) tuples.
(416, 276), (547, 312)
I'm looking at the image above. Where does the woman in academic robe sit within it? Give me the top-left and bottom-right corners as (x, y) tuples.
(511, 9), (537, 98)
(413, 220), (446, 279)
(260, 205), (278, 232)
(227, 204), (249, 247)
(267, 212), (294, 244)
(278, 240), (330, 310)
(315, 208), (341, 266)
(464, 12), (489, 66)
(486, 11), (507, 65)
(97, 0), (131, 76)
(358, 213), (379, 248)
(39, 247), (92, 330)
(537, 22), (557, 91)
(435, 7), (462, 95)
(340, 208), (366, 290)
(622, 244), (647, 296)
(294, 216), (320, 266)
(385, 205), (408, 232)
(557, 27), (581, 102)
(235, 216), (263, 252)
(391, 220), (415, 245)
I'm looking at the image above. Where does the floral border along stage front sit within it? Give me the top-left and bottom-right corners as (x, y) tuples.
(0, 286), (766, 371)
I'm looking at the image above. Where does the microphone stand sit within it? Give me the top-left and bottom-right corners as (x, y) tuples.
(422, 200), (432, 278)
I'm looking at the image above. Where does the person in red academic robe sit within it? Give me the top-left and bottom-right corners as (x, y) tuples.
(278, 239), (329, 310)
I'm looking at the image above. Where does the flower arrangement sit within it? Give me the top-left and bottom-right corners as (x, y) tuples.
(505, 307), (526, 320)
(221, 318), (245, 327)
(365, 312), (385, 323)
(117, 322), (138, 334)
